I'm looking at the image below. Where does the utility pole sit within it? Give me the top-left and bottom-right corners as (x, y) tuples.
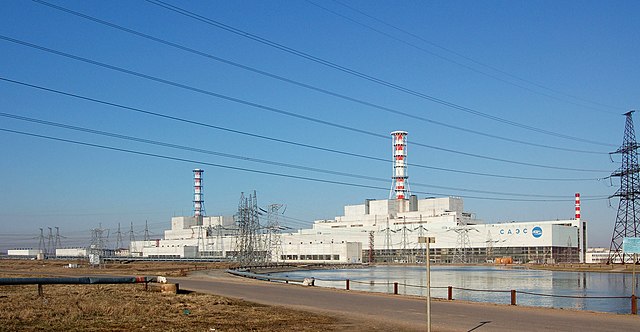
(609, 111), (640, 264)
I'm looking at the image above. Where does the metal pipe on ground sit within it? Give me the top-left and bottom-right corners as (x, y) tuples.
(0, 276), (158, 285)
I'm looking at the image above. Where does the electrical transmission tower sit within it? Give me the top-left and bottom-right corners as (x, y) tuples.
(207, 223), (225, 258)
(54, 227), (62, 257)
(264, 203), (284, 263)
(235, 191), (262, 264)
(89, 223), (109, 263)
(129, 222), (137, 256)
(399, 220), (412, 263)
(368, 231), (375, 263)
(609, 111), (640, 264)
(38, 228), (46, 255)
(485, 230), (494, 263)
(115, 223), (123, 249)
(47, 227), (54, 256)
(451, 218), (477, 264)
(414, 222), (428, 263)
(144, 220), (150, 246)
(381, 217), (393, 263)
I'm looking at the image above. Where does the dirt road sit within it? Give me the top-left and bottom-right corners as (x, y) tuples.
(173, 271), (640, 332)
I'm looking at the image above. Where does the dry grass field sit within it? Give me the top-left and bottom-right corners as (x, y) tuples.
(0, 260), (342, 331)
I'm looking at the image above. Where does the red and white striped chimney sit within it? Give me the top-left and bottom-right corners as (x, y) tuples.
(193, 169), (204, 217)
(391, 131), (409, 200)
(575, 193), (580, 221)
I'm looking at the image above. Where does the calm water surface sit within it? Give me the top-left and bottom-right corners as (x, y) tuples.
(270, 266), (639, 314)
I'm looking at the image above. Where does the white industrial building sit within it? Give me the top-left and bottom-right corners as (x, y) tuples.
(131, 195), (586, 264)
(129, 132), (588, 264)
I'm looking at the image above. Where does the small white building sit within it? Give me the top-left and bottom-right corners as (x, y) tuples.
(143, 244), (198, 259)
(7, 248), (42, 256)
(280, 241), (362, 264)
(585, 247), (632, 264)
(55, 247), (88, 258)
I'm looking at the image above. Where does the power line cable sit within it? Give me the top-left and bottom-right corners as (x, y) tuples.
(0, 126), (606, 202)
(29, 0), (609, 155)
(0, 76), (607, 181)
(0, 36), (610, 172)
(321, 0), (623, 113)
(144, 0), (616, 148)
(2, 111), (607, 199)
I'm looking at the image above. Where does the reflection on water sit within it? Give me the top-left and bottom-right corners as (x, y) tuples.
(270, 266), (639, 314)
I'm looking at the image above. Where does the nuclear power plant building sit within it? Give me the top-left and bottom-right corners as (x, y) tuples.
(130, 132), (587, 264)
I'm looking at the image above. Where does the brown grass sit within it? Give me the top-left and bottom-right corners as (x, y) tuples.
(0, 260), (345, 331)
(0, 259), (236, 277)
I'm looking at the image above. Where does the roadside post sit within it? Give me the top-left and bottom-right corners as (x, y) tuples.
(419, 236), (435, 332)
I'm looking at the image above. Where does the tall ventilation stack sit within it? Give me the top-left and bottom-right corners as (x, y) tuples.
(390, 131), (410, 201)
(575, 192), (586, 263)
(575, 193), (581, 221)
(193, 169), (205, 225)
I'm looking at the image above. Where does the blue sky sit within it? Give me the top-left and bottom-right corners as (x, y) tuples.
(0, 0), (638, 250)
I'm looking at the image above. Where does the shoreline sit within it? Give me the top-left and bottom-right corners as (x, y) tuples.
(249, 262), (640, 274)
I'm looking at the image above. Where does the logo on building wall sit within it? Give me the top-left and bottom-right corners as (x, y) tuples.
(499, 228), (528, 235)
(531, 226), (543, 238)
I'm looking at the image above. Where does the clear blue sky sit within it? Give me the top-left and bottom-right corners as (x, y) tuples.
(0, 0), (638, 250)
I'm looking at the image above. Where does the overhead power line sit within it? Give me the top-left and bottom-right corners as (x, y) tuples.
(144, 0), (616, 148)
(0, 127), (607, 202)
(0, 77), (606, 181)
(2, 111), (608, 199)
(0, 36), (610, 172)
(317, 0), (622, 113)
(30, 0), (608, 155)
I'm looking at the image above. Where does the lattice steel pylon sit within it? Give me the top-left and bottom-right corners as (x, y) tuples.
(264, 203), (284, 263)
(609, 111), (640, 264)
(234, 191), (262, 264)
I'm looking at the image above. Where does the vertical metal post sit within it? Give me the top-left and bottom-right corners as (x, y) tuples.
(346, 279), (350, 290)
(394, 282), (398, 295)
(511, 290), (517, 305)
(419, 236), (435, 332)
(633, 253), (637, 297)
(37, 284), (43, 297)
(426, 239), (432, 332)
(448, 286), (452, 300)
(632, 295), (637, 315)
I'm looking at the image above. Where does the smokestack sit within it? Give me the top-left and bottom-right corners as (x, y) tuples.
(391, 131), (409, 200)
(193, 169), (205, 217)
(575, 193), (580, 221)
